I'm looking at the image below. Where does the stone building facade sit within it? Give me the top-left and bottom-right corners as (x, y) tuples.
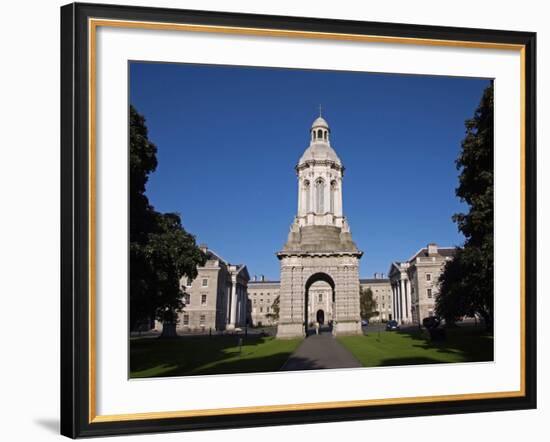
(388, 243), (456, 325)
(247, 278), (280, 327)
(359, 276), (393, 322)
(276, 116), (363, 338)
(176, 245), (250, 332)
(406, 243), (456, 324)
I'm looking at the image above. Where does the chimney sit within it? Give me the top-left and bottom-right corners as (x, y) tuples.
(261, 275), (265, 282)
(199, 243), (208, 253)
(381, 273), (385, 279)
(427, 243), (438, 256)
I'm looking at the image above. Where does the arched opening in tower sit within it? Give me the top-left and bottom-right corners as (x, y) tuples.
(304, 272), (335, 335)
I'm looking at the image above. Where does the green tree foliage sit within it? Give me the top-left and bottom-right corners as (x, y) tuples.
(436, 84), (494, 330)
(359, 287), (378, 320)
(129, 105), (206, 333)
(144, 212), (206, 323)
(129, 105), (158, 331)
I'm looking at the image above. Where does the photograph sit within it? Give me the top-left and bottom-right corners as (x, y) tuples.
(128, 62), (495, 379)
(56, 1), (536, 438)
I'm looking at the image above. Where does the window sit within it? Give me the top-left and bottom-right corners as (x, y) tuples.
(266, 307), (270, 313)
(199, 315), (206, 326)
(315, 178), (325, 213)
(260, 307), (263, 313)
(201, 278), (208, 287)
(426, 273), (432, 281)
(183, 314), (189, 326)
(201, 294), (207, 305)
(183, 293), (190, 305)
(253, 299), (256, 305)
(186, 277), (193, 287)
(318, 128), (322, 138)
(330, 180), (336, 213)
(304, 180), (310, 213)
(427, 289), (432, 298)
(318, 293), (323, 302)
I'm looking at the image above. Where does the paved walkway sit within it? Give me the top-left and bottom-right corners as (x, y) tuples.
(280, 333), (362, 371)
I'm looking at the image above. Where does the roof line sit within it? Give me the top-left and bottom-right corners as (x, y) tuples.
(406, 246), (457, 263)
(206, 248), (228, 266)
(406, 247), (426, 263)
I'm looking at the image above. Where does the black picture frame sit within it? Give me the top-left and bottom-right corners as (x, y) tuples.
(60, 2), (537, 438)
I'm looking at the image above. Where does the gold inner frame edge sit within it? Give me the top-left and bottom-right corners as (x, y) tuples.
(87, 17), (527, 423)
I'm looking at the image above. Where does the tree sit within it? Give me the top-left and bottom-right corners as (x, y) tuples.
(265, 295), (280, 323)
(359, 287), (378, 320)
(436, 83), (494, 330)
(145, 212), (206, 337)
(129, 105), (206, 336)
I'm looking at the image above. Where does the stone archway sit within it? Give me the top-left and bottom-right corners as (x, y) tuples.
(276, 259), (363, 338)
(304, 272), (335, 334)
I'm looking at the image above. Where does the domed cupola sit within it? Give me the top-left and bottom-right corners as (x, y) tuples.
(311, 116), (330, 142)
(299, 111), (342, 167)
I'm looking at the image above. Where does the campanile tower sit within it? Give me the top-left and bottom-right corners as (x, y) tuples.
(276, 114), (363, 338)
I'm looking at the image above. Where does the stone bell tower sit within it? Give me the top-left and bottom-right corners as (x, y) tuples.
(276, 113), (363, 338)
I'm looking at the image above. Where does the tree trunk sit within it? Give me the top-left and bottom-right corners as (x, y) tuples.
(160, 322), (178, 338)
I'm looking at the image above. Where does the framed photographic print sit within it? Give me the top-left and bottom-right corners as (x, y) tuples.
(60, 2), (537, 438)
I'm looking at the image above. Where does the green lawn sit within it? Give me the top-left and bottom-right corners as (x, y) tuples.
(338, 327), (493, 367)
(130, 335), (302, 378)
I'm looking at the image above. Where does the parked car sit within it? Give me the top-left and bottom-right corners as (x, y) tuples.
(386, 320), (399, 331)
(361, 319), (369, 326)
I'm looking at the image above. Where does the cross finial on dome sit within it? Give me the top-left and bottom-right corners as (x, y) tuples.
(319, 104), (322, 117)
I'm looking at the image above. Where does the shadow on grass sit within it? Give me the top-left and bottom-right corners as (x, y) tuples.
(394, 326), (494, 362)
(130, 335), (300, 378)
(378, 356), (449, 367)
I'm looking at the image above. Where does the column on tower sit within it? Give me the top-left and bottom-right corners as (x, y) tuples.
(331, 178), (343, 218)
(324, 175), (331, 215)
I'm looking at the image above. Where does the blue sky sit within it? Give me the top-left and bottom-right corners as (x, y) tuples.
(130, 62), (490, 280)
